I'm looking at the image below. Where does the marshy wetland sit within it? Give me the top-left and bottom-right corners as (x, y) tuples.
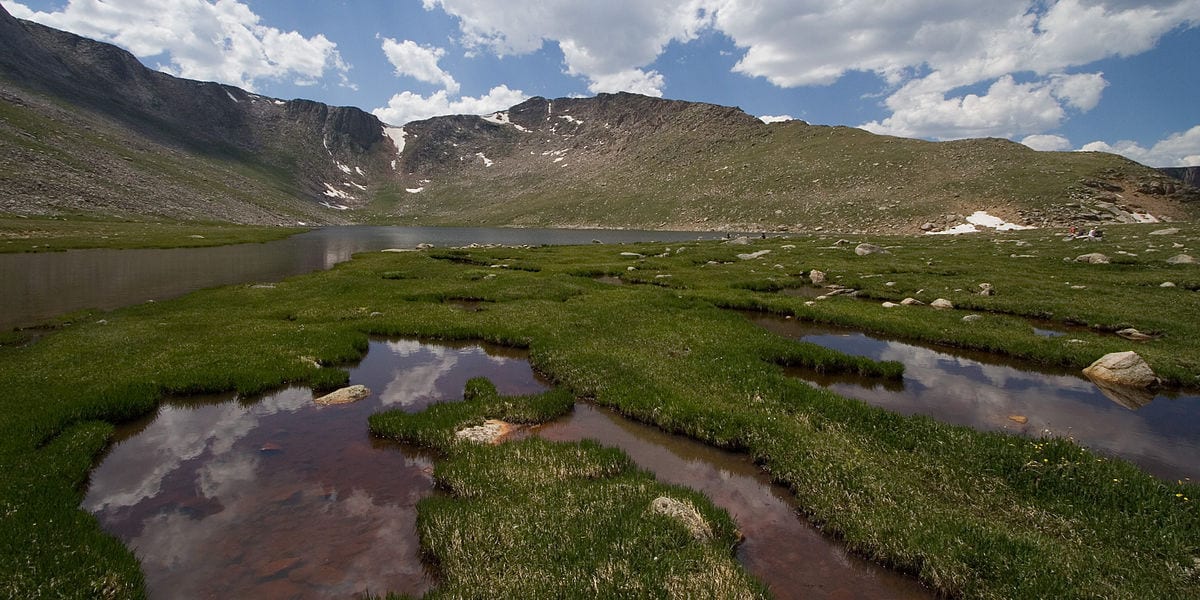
(2, 223), (1199, 599)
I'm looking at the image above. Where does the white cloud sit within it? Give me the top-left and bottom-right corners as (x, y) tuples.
(1021, 134), (1073, 151)
(586, 69), (665, 96)
(8, 0), (350, 91)
(1081, 125), (1200, 167)
(372, 84), (529, 125)
(423, 0), (711, 94)
(379, 37), (460, 94)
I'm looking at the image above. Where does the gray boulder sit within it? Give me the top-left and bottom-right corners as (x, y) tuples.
(1082, 351), (1158, 388)
(1075, 253), (1110, 264)
(1166, 254), (1196, 265)
(931, 298), (954, 309)
(808, 269), (826, 285)
(314, 385), (371, 406)
(855, 243), (890, 256)
(454, 419), (515, 445)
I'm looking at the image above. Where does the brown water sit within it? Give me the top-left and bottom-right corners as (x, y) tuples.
(749, 314), (1200, 482)
(535, 404), (930, 600)
(2, 226), (727, 330)
(83, 339), (549, 599)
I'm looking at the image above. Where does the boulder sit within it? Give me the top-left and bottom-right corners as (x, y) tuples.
(808, 269), (826, 285)
(648, 497), (712, 541)
(931, 298), (954, 310)
(1166, 254), (1196, 265)
(855, 243), (890, 256)
(881, 302), (898, 308)
(1082, 351), (1158, 388)
(1116, 328), (1156, 341)
(962, 314), (982, 322)
(1075, 253), (1110, 264)
(724, 236), (751, 245)
(454, 419), (516, 445)
(900, 297), (924, 306)
(313, 385), (371, 406)
(1160, 282), (1176, 288)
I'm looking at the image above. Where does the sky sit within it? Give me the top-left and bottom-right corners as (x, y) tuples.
(5, 0), (1199, 167)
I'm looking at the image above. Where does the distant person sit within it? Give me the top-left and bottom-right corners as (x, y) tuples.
(1069, 225), (1077, 237)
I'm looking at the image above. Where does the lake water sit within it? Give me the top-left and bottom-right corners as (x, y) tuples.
(748, 313), (1200, 482)
(1, 226), (726, 330)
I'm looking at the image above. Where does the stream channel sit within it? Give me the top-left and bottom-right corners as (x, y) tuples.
(747, 312), (1200, 483)
(84, 338), (930, 599)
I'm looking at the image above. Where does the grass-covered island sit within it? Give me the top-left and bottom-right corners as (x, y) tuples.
(1, 223), (1198, 599)
(0, 217), (308, 253)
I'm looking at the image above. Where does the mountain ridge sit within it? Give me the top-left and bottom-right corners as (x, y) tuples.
(2, 4), (1196, 233)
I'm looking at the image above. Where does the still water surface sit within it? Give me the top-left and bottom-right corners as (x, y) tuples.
(2, 226), (724, 329)
(749, 314), (1200, 482)
(85, 338), (929, 599)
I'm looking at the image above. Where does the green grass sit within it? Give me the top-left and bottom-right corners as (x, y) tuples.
(1, 222), (1198, 598)
(0, 217), (308, 252)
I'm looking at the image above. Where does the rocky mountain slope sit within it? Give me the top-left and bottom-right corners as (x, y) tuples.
(1, 4), (1196, 232)
(0, 4), (401, 224)
(1161, 166), (1200, 188)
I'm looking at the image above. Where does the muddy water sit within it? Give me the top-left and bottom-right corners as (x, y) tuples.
(535, 404), (930, 600)
(83, 339), (549, 599)
(748, 314), (1200, 482)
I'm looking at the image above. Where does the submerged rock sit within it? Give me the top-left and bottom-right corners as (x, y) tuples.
(313, 384), (371, 406)
(648, 496), (712, 541)
(1083, 351), (1158, 388)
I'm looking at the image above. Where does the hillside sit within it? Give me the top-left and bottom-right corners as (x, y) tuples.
(1, 4), (1196, 232)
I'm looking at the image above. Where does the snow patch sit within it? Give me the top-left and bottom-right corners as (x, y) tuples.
(322, 137), (332, 156)
(319, 201), (350, 211)
(383, 126), (407, 155)
(405, 187), (425, 194)
(345, 182), (367, 191)
(927, 211), (1035, 235)
(475, 153), (494, 167)
(759, 115), (793, 124)
(553, 157), (564, 163)
(224, 89), (239, 103)
(390, 160), (396, 170)
(355, 166), (365, 176)
(482, 111), (530, 132)
(273, 100), (286, 106)
(336, 163), (352, 175)
(558, 115), (584, 126)
(322, 183), (356, 201)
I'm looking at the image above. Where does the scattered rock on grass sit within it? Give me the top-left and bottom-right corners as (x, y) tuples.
(724, 236), (751, 246)
(737, 250), (771, 260)
(962, 314), (982, 322)
(1149, 228), (1180, 236)
(620, 252), (645, 258)
(1075, 253), (1110, 264)
(454, 419), (516, 445)
(881, 302), (898, 308)
(1116, 328), (1156, 341)
(314, 385), (371, 406)
(648, 497), (712, 541)
(1161, 282), (1176, 288)
(977, 283), (995, 296)
(900, 297), (924, 306)
(855, 243), (890, 256)
(1166, 254), (1196, 265)
(931, 298), (954, 309)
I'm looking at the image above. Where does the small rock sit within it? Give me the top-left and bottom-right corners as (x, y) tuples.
(1160, 282), (1176, 288)
(962, 314), (982, 322)
(885, 281), (896, 287)
(1166, 254), (1196, 265)
(804, 301), (816, 306)
(648, 497), (712, 541)
(1116, 328), (1156, 341)
(921, 222), (935, 231)
(977, 283), (995, 296)
(808, 269), (826, 285)
(251, 284), (276, 289)
(855, 243), (890, 256)
(314, 385), (371, 406)
(1082, 351), (1158, 388)
(416, 243), (435, 249)
(724, 236), (751, 245)
(1149, 228), (1179, 235)
(454, 420), (515, 445)
(1008, 415), (1028, 425)
(900, 297), (924, 306)
(881, 302), (898, 308)
(381, 248), (416, 253)
(260, 442), (282, 453)
(1075, 253), (1110, 264)
(737, 250), (772, 260)
(931, 298), (954, 310)
(188, 234), (205, 239)
(369, 311), (383, 317)
(620, 252), (645, 258)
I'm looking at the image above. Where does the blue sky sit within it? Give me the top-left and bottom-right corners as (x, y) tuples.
(6, 0), (1199, 166)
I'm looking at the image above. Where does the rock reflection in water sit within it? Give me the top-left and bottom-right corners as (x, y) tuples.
(749, 314), (1200, 482)
(83, 339), (549, 599)
(536, 404), (930, 600)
